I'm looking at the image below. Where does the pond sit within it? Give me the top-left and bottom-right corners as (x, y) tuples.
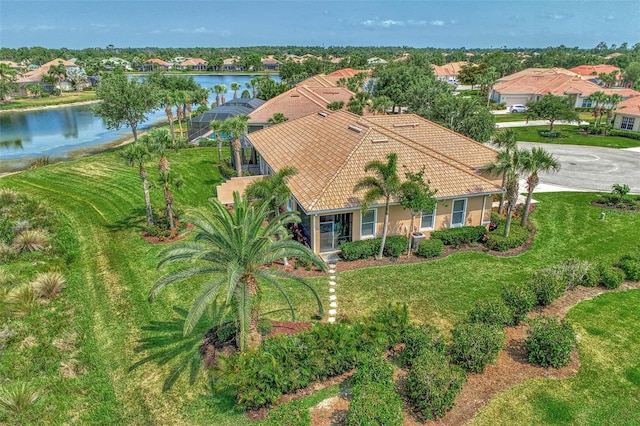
(0, 74), (276, 173)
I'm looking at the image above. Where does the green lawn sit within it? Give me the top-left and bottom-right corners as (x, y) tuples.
(1, 148), (639, 424)
(0, 91), (98, 111)
(511, 125), (640, 149)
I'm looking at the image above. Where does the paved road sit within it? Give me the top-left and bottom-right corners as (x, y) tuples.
(517, 142), (640, 194)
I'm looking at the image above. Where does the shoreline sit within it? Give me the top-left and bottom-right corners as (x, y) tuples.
(0, 99), (101, 114)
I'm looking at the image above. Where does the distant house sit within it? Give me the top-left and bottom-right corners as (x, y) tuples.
(179, 58), (208, 71)
(569, 64), (623, 86)
(223, 56), (243, 71)
(613, 96), (640, 133)
(238, 110), (501, 254)
(367, 57), (387, 65)
(296, 69), (370, 89)
(101, 57), (132, 71)
(0, 60), (22, 72)
(261, 55), (282, 70)
(17, 58), (84, 92)
(432, 61), (467, 83)
(141, 58), (171, 71)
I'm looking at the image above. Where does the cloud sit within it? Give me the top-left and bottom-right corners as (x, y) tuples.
(31, 25), (56, 31)
(362, 19), (427, 28)
(430, 20), (445, 26)
(169, 27), (213, 34)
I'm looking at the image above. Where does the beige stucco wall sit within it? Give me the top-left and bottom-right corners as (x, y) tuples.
(215, 176), (264, 204)
(613, 114), (640, 132)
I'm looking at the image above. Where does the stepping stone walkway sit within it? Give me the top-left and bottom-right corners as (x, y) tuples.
(327, 263), (337, 323)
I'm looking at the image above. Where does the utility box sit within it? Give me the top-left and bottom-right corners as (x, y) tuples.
(411, 232), (426, 250)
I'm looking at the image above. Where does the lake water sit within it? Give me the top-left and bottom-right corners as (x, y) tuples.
(0, 75), (276, 173)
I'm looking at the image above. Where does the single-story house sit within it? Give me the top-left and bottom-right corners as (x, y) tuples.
(490, 67), (623, 108)
(223, 57), (244, 71)
(569, 64), (623, 86)
(187, 97), (266, 141)
(262, 55), (282, 70)
(178, 58), (207, 71)
(240, 110), (502, 254)
(432, 61), (467, 83)
(16, 58), (85, 92)
(367, 57), (387, 66)
(613, 96), (640, 132)
(141, 58), (171, 71)
(296, 69), (370, 89)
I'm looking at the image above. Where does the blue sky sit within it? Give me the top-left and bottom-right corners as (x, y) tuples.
(1, 0), (638, 49)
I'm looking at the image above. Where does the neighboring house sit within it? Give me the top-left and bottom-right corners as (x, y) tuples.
(187, 97), (266, 141)
(284, 54), (304, 63)
(178, 58), (207, 71)
(569, 64), (623, 86)
(239, 110), (501, 254)
(296, 69), (370, 88)
(247, 85), (354, 132)
(17, 58), (84, 91)
(101, 57), (132, 71)
(491, 67), (617, 108)
(0, 60), (22, 72)
(612, 96), (640, 132)
(261, 55), (282, 70)
(141, 58), (171, 71)
(394, 53), (410, 62)
(432, 61), (467, 82)
(223, 56), (244, 71)
(367, 57), (388, 65)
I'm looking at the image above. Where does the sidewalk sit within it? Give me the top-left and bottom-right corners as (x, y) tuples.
(496, 120), (589, 128)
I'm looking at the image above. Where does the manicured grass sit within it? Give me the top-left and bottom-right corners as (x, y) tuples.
(469, 289), (640, 425)
(0, 91), (98, 110)
(511, 125), (640, 148)
(1, 148), (639, 424)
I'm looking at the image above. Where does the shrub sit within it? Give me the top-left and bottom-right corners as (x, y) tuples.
(405, 350), (466, 421)
(618, 253), (640, 281)
(600, 266), (626, 289)
(217, 160), (237, 179)
(347, 381), (404, 426)
(608, 129), (640, 140)
(340, 239), (377, 261)
(197, 139), (217, 147)
(468, 299), (513, 326)
(501, 282), (537, 324)
(0, 188), (19, 206)
(261, 399), (310, 426)
(383, 235), (408, 258)
(32, 271), (66, 299)
(257, 319), (274, 336)
(526, 316), (576, 368)
(351, 355), (394, 384)
(216, 321), (238, 342)
(416, 239), (444, 258)
(584, 261), (603, 287)
(11, 229), (50, 252)
(528, 268), (567, 306)
(5, 285), (38, 318)
(449, 322), (505, 373)
(484, 222), (530, 251)
(430, 226), (486, 248)
(400, 324), (446, 367)
(0, 382), (41, 414)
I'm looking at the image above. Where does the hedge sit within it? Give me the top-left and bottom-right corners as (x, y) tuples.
(526, 316), (576, 368)
(400, 324), (446, 368)
(430, 226), (486, 248)
(416, 239), (444, 258)
(484, 222), (530, 251)
(467, 299), (513, 326)
(449, 322), (505, 374)
(609, 129), (640, 140)
(340, 235), (408, 260)
(501, 282), (537, 325)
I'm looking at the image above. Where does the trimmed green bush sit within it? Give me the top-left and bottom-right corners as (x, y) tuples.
(383, 235), (409, 258)
(600, 266), (626, 289)
(400, 324), (446, 367)
(416, 239), (444, 258)
(340, 239), (377, 260)
(501, 282), (537, 324)
(347, 381), (404, 426)
(526, 316), (576, 368)
(261, 399), (310, 426)
(528, 268), (567, 306)
(218, 160), (237, 179)
(618, 252), (640, 281)
(405, 350), (466, 421)
(484, 222), (529, 251)
(449, 322), (505, 373)
(351, 355), (394, 384)
(584, 261), (603, 287)
(468, 298), (513, 326)
(430, 226), (486, 248)
(609, 129), (640, 140)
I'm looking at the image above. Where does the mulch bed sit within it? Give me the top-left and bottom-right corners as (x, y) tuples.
(590, 200), (639, 212)
(141, 221), (194, 244)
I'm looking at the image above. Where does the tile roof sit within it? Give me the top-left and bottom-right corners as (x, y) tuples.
(569, 64), (621, 77)
(247, 111), (501, 213)
(617, 96), (640, 118)
(432, 61), (467, 77)
(18, 58), (80, 83)
(493, 68), (604, 97)
(180, 58), (207, 66)
(296, 74), (337, 87)
(145, 58), (171, 66)
(326, 68), (370, 78)
(249, 85), (354, 123)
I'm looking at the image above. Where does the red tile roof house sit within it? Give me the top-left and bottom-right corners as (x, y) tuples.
(261, 55), (282, 70)
(432, 61), (467, 83)
(142, 58), (171, 71)
(569, 64), (623, 86)
(223, 56), (244, 71)
(219, 110), (502, 255)
(17, 58), (84, 92)
(490, 67), (631, 109)
(178, 58), (208, 71)
(613, 96), (640, 133)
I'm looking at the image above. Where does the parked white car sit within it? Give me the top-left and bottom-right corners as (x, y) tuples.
(509, 104), (528, 113)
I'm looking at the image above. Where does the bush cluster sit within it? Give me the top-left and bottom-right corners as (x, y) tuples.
(467, 299), (513, 326)
(197, 139), (217, 147)
(400, 324), (446, 368)
(346, 356), (403, 426)
(526, 316), (576, 368)
(449, 322), (505, 373)
(216, 304), (409, 410)
(484, 222), (530, 251)
(528, 267), (568, 306)
(600, 265), (626, 289)
(383, 235), (409, 258)
(608, 129), (640, 140)
(416, 239), (444, 258)
(618, 251), (640, 281)
(430, 226), (486, 248)
(218, 160), (237, 179)
(405, 350), (466, 421)
(501, 282), (537, 325)
(340, 235), (409, 260)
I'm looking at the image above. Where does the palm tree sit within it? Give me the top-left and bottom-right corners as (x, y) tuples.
(347, 91), (371, 115)
(490, 128), (518, 214)
(520, 147), (560, 226)
(158, 169), (183, 231)
(246, 77), (259, 98)
(149, 128), (173, 172)
(48, 62), (67, 95)
(120, 139), (155, 227)
(160, 91), (176, 144)
(221, 115), (248, 177)
(149, 191), (327, 351)
(214, 84), (223, 106)
(370, 96), (393, 115)
(230, 82), (241, 99)
(586, 91), (607, 126)
(604, 93), (623, 126)
(398, 168), (437, 256)
(219, 84), (228, 104)
(353, 153), (400, 260)
(209, 120), (225, 163)
(173, 91), (186, 140)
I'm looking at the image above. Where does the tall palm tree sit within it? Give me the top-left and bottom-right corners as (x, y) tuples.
(48, 62), (67, 95)
(219, 84), (228, 104)
(149, 128), (173, 172)
(586, 91), (607, 126)
(246, 77), (259, 98)
(490, 128), (518, 214)
(230, 82), (241, 99)
(370, 96), (393, 115)
(482, 148), (528, 237)
(158, 169), (183, 231)
(221, 115), (248, 177)
(149, 191), (327, 351)
(209, 120), (225, 163)
(520, 147), (560, 226)
(604, 93), (623, 126)
(120, 139), (155, 226)
(160, 91), (176, 144)
(173, 90), (186, 140)
(353, 153), (400, 260)
(214, 84), (223, 106)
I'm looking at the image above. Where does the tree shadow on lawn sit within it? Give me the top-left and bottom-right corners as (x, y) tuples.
(106, 207), (148, 232)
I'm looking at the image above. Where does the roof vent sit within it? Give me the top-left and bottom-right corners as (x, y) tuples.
(393, 122), (419, 128)
(348, 125), (363, 133)
(371, 138), (388, 143)
(318, 111), (328, 117)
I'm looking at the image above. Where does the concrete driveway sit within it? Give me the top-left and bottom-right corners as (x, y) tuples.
(517, 142), (640, 194)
